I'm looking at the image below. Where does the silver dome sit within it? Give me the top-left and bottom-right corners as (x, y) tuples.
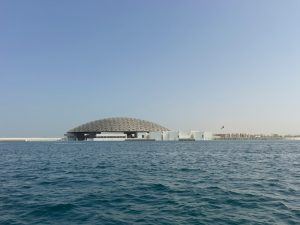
(68, 117), (169, 133)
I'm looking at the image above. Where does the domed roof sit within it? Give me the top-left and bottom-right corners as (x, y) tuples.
(68, 117), (169, 133)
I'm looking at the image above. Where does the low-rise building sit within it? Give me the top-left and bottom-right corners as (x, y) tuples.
(66, 117), (213, 141)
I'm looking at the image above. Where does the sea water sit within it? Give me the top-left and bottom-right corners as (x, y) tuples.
(0, 141), (299, 224)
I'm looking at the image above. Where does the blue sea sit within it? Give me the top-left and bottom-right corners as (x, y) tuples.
(0, 141), (299, 225)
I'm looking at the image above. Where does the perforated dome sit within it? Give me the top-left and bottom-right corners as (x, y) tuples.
(68, 117), (169, 133)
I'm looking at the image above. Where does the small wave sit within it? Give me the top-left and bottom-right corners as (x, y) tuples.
(27, 203), (75, 217)
(148, 183), (171, 192)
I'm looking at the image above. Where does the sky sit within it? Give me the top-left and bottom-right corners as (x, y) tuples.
(0, 0), (300, 137)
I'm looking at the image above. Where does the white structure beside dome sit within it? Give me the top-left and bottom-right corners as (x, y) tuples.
(72, 130), (213, 141)
(163, 131), (179, 141)
(149, 131), (163, 141)
(190, 131), (213, 140)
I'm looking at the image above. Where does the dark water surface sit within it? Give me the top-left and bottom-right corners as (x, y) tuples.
(0, 141), (299, 224)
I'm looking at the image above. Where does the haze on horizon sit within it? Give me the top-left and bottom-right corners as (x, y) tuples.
(0, 0), (300, 137)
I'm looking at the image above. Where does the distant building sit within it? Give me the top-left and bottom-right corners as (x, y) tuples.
(214, 133), (284, 140)
(0, 138), (61, 142)
(66, 117), (213, 141)
(66, 117), (169, 141)
(149, 131), (163, 141)
(164, 131), (179, 141)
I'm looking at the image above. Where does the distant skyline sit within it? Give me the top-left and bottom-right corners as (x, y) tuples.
(1, 0), (300, 137)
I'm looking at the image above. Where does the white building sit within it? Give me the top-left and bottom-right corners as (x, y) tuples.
(179, 131), (192, 140)
(191, 131), (203, 140)
(137, 132), (149, 139)
(190, 131), (213, 140)
(202, 132), (213, 140)
(149, 131), (163, 141)
(163, 131), (179, 141)
(87, 132), (127, 141)
(0, 138), (62, 142)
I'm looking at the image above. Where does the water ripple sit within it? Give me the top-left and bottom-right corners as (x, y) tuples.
(0, 141), (299, 224)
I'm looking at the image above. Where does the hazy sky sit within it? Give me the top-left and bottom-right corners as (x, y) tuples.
(1, 0), (300, 137)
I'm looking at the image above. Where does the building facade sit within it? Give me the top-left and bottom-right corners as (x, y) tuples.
(66, 117), (213, 141)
